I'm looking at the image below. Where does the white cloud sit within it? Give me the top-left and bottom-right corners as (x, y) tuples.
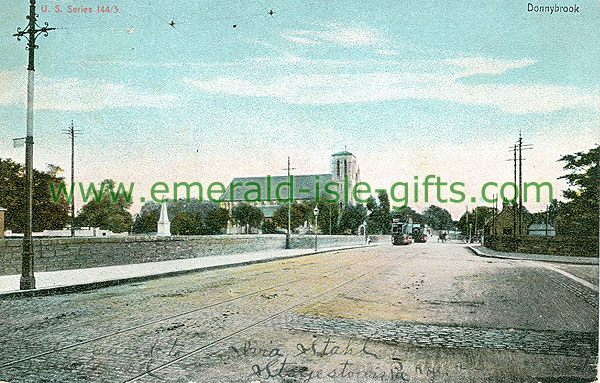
(375, 49), (400, 56)
(0, 70), (178, 110)
(184, 58), (599, 114)
(446, 57), (537, 77)
(281, 34), (322, 45)
(283, 25), (384, 46)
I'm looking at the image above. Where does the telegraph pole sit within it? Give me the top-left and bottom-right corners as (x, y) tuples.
(512, 144), (517, 238)
(517, 132), (533, 237)
(518, 134), (522, 236)
(14, 0), (56, 290)
(63, 121), (81, 237)
(282, 157), (296, 249)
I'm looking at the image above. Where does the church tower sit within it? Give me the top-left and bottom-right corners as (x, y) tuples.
(331, 149), (360, 204)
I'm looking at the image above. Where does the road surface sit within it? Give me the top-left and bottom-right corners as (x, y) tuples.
(0, 241), (597, 382)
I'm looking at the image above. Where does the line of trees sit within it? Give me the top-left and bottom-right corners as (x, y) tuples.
(133, 199), (229, 235)
(391, 204), (455, 232)
(4, 145), (595, 237)
(455, 144), (599, 237)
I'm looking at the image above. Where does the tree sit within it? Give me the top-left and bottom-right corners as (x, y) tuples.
(261, 220), (277, 234)
(391, 206), (423, 224)
(317, 201), (341, 235)
(272, 203), (307, 231)
(338, 204), (367, 235)
(132, 199), (229, 235)
(132, 201), (160, 233)
(365, 192), (392, 234)
(171, 212), (198, 235)
(204, 207), (229, 234)
(74, 179), (133, 233)
(457, 206), (495, 235)
(555, 145), (599, 236)
(531, 199), (562, 225)
(0, 159), (69, 232)
(377, 191), (392, 234)
(231, 203), (264, 233)
(421, 205), (453, 231)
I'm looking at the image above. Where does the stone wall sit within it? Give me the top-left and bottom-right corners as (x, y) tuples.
(0, 234), (365, 276)
(484, 235), (599, 257)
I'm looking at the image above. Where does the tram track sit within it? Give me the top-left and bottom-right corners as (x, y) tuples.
(0, 248), (382, 370)
(121, 259), (390, 382)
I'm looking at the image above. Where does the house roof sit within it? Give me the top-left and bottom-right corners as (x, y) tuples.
(483, 203), (530, 227)
(221, 174), (333, 202)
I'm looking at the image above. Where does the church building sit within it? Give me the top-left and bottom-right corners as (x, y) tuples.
(220, 150), (360, 233)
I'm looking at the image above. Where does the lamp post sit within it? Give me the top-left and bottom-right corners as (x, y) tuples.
(328, 204), (332, 235)
(14, 0), (56, 290)
(364, 209), (371, 244)
(313, 206), (319, 251)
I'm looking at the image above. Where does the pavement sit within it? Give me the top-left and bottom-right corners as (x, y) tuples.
(0, 243), (372, 298)
(468, 244), (599, 265)
(0, 241), (596, 383)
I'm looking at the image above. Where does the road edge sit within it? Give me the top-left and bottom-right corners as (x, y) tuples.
(0, 244), (376, 300)
(467, 245), (597, 265)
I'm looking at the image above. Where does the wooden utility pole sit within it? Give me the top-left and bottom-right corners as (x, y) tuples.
(13, 0), (56, 290)
(517, 132), (533, 237)
(63, 121), (81, 237)
(512, 144), (517, 238)
(282, 157), (296, 249)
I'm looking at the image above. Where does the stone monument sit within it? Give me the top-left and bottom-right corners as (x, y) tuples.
(156, 202), (171, 237)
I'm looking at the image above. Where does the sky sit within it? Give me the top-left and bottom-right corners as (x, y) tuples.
(0, 0), (599, 218)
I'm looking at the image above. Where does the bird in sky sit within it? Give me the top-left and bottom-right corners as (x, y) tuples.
(268, 10), (274, 16)
(169, 20), (175, 28)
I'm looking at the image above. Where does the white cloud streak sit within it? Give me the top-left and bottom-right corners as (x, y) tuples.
(184, 57), (599, 114)
(283, 25), (385, 46)
(0, 70), (178, 111)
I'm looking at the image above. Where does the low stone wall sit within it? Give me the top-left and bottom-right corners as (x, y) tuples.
(289, 234), (367, 249)
(484, 235), (599, 257)
(0, 234), (365, 276)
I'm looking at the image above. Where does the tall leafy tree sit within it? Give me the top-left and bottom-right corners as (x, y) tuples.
(74, 179), (133, 233)
(171, 212), (198, 235)
(457, 206), (496, 235)
(365, 192), (392, 234)
(377, 191), (392, 234)
(231, 203), (264, 233)
(338, 204), (367, 235)
(132, 203), (159, 234)
(0, 159), (69, 232)
(391, 206), (423, 224)
(422, 205), (453, 231)
(316, 201), (341, 235)
(204, 207), (229, 234)
(261, 220), (278, 234)
(555, 145), (599, 236)
(272, 202), (307, 231)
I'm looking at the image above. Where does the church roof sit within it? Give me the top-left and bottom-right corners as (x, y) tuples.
(332, 150), (353, 156)
(257, 205), (281, 218)
(529, 223), (555, 230)
(221, 174), (333, 202)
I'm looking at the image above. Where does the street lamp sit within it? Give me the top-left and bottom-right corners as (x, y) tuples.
(313, 206), (319, 251)
(14, 0), (56, 290)
(364, 209), (371, 244)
